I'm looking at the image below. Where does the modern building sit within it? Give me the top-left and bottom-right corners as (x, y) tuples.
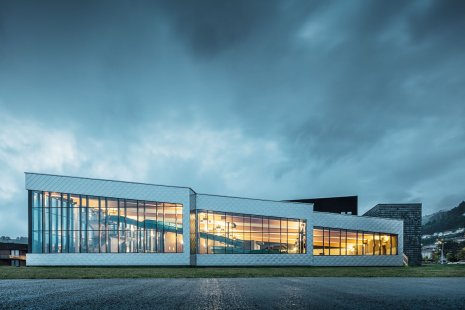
(421, 245), (437, 261)
(26, 173), (406, 266)
(0, 241), (27, 267)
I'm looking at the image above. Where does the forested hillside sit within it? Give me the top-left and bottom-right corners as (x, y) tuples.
(422, 201), (465, 235)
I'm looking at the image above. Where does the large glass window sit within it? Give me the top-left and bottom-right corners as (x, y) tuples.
(363, 232), (374, 255)
(314, 226), (398, 256)
(163, 203), (177, 253)
(347, 230), (357, 255)
(323, 228), (330, 255)
(340, 229), (347, 255)
(329, 229), (341, 256)
(30, 190), (183, 254)
(313, 228), (323, 255)
(391, 235), (398, 255)
(194, 209), (306, 254)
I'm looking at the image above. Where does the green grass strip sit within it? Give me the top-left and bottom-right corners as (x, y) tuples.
(1, 265), (465, 279)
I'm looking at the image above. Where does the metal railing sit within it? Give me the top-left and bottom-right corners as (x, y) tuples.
(403, 254), (409, 266)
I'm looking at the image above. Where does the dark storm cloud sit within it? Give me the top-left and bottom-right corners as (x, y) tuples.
(157, 0), (331, 59)
(158, 0), (281, 57)
(0, 0), (464, 236)
(354, 1), (411, 33)
(248, 0), (465, 163)
(409, 0), (465, 45)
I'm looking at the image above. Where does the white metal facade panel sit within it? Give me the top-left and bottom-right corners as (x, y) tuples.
(195, 194), (313, 219)
(27, 253), (187, 266)
(25, 173), (191, 266)
(313, 255), (403, 266)
(196, 254), (311, 266)
(313, 212), (403, 234)
(25, 173), (191, 203)
(195, 194), (314, 266)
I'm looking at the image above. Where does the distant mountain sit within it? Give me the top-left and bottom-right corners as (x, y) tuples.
(422, 201), (465, 235)
(422, 213), (435, 225)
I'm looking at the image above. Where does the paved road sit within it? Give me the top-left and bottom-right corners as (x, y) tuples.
(1, 277), (465, 309)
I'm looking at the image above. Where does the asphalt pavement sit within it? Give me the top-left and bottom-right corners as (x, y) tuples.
(1, 277), (464, 309)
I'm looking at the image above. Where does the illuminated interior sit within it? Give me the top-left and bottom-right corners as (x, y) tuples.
(313, 227), (397, 256)
(192, 210), (307, 254)
(31, 191), (183, 253)
(30, 190), (398, 258)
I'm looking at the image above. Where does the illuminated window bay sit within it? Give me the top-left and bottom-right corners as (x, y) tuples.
(193, 210), (307, 254)
(31, 191), (183, 253)
(313, 227), (397, 256)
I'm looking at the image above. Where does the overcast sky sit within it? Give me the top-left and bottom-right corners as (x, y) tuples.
(1, 0), (464, 237)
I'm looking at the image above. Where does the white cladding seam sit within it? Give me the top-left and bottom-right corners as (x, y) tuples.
(25, 173), (191, 266)
(195, 193), (314, 266)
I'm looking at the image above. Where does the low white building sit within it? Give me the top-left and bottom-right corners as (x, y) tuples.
(421, 245), (437, 260)
(26, 173), (403, 266)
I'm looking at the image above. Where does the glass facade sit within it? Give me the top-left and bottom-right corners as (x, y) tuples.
(30, 191), (183, 253)
(313, 227), (397, 256)
(29, 188), (400, 260)
(193, 210), (307, 254)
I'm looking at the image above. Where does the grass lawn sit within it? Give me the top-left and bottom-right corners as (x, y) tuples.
(1, 265), (465, 279)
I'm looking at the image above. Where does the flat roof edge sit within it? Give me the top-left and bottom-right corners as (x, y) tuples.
(372, 203), (422, 206)
(313, 211), (404, 223)
(290, 195), (357, 200)
(196, 193), (314, 205)
(25, 172), (197, 193)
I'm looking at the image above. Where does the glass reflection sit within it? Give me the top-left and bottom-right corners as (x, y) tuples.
(314, 226), (398, 256)
(30, 190), (183, 254)
(196, 209), (306, 254)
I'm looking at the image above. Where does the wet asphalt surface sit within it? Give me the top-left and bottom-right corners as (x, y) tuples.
(1, 277), (465, 309)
